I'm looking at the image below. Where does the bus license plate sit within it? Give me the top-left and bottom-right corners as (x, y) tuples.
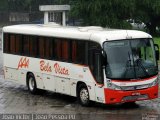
(122, 95), (148, 101)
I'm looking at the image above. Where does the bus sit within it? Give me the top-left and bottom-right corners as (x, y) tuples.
(2, 24), (159, 106)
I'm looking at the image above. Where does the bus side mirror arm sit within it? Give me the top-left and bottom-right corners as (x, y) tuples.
(101, 49), (107, 66)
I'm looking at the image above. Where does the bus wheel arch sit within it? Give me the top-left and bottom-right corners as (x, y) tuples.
(26, 72), (38, 94)
(76, 82), (91, 106)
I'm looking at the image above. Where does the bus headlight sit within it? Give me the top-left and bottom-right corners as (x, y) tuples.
(107, 83), (121, 90)
(149, 78), (159, 87)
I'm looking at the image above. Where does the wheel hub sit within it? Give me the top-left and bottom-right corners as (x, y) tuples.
(29, 78), (34, 91)
(80, 88), (89, 103)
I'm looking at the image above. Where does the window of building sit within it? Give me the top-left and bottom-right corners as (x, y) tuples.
(48, 12), (54, 22)
(48, 12), (62, 25)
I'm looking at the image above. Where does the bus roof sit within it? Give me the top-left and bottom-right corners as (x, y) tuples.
(3, 24), (152, 45)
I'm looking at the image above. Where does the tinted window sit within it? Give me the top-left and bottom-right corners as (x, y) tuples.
(22, 36), (30, 55)
(54, 39), (62, 60)
(88, 42), (103, 83)
(4, 33), (10, 53)
(61, 40), (70, 61)
(3, 33), (90, 65)
(38, 37), (45, 58)
(71, 41), (87, 64)
(10, 34), (16, 54)
(15, 35), (22, 54)
(30, 36), (37, 57)
(45, 37), (53, 59)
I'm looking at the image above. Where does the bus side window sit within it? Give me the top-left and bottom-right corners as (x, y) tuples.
(45, 37), (53, 59)
(89, 42), (99, 72)
(10, 34), (16, 54)
(71, 41), (86, 64)
(4, 33), (10, 53)
(77, 41), (86, 64)
(54, 39), (62, 60)
(22, 35), (30, 56)
(15, 34), (22, 55)
(61, 40), (70, 61)
(88, 42), (103, 84)
(30, 36), (38, 57)
(72, 41), (77, 63)
(38, 37), (45, 58)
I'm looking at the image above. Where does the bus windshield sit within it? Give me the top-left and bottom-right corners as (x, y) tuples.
(103, 39), (158, 80)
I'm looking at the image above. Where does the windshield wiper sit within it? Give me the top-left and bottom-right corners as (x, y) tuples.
(134, 58), (149, 76)
(123, 52), (133, 78)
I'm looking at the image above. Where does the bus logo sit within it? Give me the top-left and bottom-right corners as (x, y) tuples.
(54, 63), (69, 75)
(17, 57), (29, 69)
(40, 60), (52, 72)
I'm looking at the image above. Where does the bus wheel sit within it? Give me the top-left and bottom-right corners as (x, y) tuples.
(27, 74), (37, 94)
(122, 102), (137, 107)
(78, 84), (90, 106)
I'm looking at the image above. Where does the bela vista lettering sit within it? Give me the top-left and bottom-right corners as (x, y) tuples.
(39, 60), (69, 75)
(40, 60), (52, 72)
(17, 57), (29, 69)
(54, 63), (69, 75)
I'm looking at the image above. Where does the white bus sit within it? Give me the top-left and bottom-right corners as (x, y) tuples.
(2, 24), (159, 106)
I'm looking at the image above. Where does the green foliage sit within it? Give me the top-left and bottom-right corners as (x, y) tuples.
(134, 0), (160, 35)
(153, 37), (160, 62)
(0, 0), (8, 11)
(54, 0), (70, 4)
(70, 0), (134, 29)
(70, 0), (160, 34)
(154, 38), (160, 48)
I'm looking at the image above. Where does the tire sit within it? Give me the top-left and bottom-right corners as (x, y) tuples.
(78, 84), (91, 107)
(122, 101), (137, 107)
(27, 73), (38, 94)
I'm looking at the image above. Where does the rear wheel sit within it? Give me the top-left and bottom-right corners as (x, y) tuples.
(27, 74), (38, 94)
(78, 84), (91, 106)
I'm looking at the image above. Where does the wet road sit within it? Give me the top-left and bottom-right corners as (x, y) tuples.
(0, 32), (160, 120)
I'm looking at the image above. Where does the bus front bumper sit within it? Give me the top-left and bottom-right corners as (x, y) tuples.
(104, 85), (158, 104)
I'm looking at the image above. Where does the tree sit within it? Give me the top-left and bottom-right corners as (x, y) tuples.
(134, 0), (160, 35)
(8, 0), (32, 12)
(70, 0), (160, 35)
(0, 0), (8, 11)
(70, 0), (135, 29)
(54, 0), (70, 4)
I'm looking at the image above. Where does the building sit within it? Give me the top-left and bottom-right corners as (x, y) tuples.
(39, 5), (70, 26)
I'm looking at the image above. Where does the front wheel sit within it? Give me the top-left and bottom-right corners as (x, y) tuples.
(78, 84), (91, 106)
(122, 101), (137, 107)
(27, 74), (38, 94)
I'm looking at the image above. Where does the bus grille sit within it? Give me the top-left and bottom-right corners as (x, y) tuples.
(122, 94), (148, 101)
